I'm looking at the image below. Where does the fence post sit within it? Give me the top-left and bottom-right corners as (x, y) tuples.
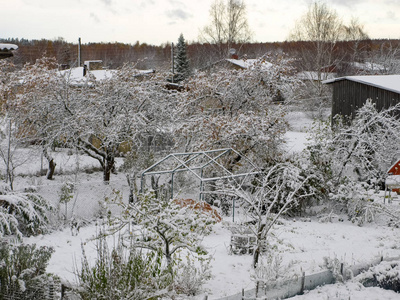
(340, 263), (344, 277)
(300, 271), (306, 294)
(242, 288), (245, 300)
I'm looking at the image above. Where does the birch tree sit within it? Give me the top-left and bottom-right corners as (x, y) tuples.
(200, 0), (252, 58)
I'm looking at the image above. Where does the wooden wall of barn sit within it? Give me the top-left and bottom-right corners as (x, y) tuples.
(331, 80), (400, 119)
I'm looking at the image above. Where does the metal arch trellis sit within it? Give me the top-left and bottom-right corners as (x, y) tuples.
(139, 148), (260, 201)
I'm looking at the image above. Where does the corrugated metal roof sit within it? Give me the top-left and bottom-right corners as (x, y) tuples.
(323, 75), (400, 94)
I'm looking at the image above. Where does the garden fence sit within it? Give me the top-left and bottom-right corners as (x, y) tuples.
(216, 255), (400, 300)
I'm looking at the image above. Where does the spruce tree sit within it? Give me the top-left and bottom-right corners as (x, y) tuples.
(174, 33), (190, 82)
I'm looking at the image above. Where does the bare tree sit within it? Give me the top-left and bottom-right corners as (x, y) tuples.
(288, 2), (370, 117)
(289, 1), (343, 94)
(200, 0), (252, 58)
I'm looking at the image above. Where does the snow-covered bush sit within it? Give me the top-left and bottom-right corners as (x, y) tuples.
(172, 253), (212, 296)
(109, 191), (214, 268)
(357, 260), (400, 292)
(252, 252), (284, 287)
(0, 182), (53, 239)
(304, 101), (400, 222)
(0, 242), (56, 299)
(76, 236), (172, 300)
(331, 181), (380, 225)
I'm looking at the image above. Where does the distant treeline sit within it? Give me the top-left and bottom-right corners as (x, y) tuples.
(1, 37), (399, 71)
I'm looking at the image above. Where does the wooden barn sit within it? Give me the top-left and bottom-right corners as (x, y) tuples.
(323, 75), (400, 119)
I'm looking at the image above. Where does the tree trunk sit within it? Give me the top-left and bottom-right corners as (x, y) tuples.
(47, 158), (56, 180)
(103, 155), (115, 182)
(126, 173), (137, 203)
(252, 223), (265, 269)
(43, 147), (56, 180)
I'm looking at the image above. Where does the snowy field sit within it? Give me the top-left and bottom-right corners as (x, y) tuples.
(3, 110), (400, 299)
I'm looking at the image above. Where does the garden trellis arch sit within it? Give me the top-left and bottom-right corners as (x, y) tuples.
(140, 148), (260, 201)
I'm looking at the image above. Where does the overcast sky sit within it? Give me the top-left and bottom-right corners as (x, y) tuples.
(2, 0), (400, 45)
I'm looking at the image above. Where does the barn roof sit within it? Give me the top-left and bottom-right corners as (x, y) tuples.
(0, 43), (18, 51)
(323, 75), (400, 95)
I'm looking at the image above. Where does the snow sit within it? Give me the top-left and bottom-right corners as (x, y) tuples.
(0, 43), (18, 50)
(58, 67), (154, 85)
(386, 175), (400, 189)
(5, 110), (400, 299)
(296, 71), (336, 81)
(351, 61), (385, 72)
(59, 67), (114, 84)
(323, 75), (400, 94)
(225, 58), (273, 70)
(23, 208), (400, 299)
(291, 282), (400, 300)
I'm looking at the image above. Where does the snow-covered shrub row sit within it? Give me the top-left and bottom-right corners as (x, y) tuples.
(357, 260), (400, 292)
(0, 242), (56, 299)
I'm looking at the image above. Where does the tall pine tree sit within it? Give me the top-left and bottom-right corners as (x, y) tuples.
(174, 34), (190, 82)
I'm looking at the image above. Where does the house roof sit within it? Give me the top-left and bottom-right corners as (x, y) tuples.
(323, 75), (400, 94)
(225, 58), (273, 70)
(59, 67), (155, 86)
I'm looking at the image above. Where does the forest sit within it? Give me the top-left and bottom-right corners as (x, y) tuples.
(2, 36), (400, 74)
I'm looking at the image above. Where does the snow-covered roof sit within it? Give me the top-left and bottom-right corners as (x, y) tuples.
(59, 67), (114, 84)
(225, 58), (273, 70)
(323, 75), (400, 94)
(351, 61), (385, 72)
(0, 43), (18, 51)
(297, 71), (336, 81)
(59, 67), (155, 85)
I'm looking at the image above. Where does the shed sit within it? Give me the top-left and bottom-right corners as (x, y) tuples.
(323, 75), (400, 119)
(385, 159), (400, 201)
(0, 43), (18, 60)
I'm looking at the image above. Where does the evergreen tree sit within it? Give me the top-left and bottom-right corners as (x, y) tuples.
(174, 33), (190, 82)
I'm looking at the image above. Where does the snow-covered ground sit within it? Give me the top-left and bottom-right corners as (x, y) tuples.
(5, 110), (400, 299)
(24, 206), (400, 299)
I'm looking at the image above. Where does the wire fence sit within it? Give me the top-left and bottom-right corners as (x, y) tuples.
(216, 255), (400, 300)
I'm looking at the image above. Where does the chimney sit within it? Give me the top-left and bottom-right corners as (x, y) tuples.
(229, 48), (238, 59)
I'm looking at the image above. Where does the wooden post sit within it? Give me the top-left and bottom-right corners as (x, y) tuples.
(61, 284), (66, 299)
(242, 288), (244, 300)
(300, 271), (306, 294)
